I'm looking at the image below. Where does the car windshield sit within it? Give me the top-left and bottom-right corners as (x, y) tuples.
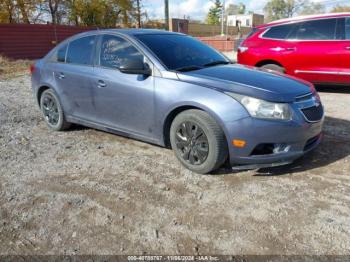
(135, 34), (229, 71)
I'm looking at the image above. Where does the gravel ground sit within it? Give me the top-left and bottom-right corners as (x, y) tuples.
(0, 74), (350, 255)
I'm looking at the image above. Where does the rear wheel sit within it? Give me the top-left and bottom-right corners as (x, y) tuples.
(260, 64), (285, 73)
(40, 89), (70, 131)
(170, 109), (228, 174)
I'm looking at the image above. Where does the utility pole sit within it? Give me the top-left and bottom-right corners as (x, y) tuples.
(221, 0), (225, 36)
(136, 0), (141, 28)
(164, 0), (169, 30)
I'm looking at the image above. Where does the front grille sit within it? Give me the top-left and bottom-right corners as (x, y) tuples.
(301, 105), (324, 122)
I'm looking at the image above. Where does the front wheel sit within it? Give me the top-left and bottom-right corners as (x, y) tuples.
(170, 109), (228, 174)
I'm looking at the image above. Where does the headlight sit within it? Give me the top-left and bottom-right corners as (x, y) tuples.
(226, 93), (292, 120)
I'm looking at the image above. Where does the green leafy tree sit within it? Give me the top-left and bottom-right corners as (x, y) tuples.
(206, 0), (222, 25)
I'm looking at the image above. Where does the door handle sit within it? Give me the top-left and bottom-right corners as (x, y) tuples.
(345, 46), (350, 50)
(58, 72), (65, 79)
(97, 80), (106, 88)
(286, 47), (296, 51)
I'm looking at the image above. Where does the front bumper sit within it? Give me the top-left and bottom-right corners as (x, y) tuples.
(224, 115), (324, 169)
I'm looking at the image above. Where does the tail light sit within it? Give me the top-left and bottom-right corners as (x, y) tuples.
(30, 64), (36, 74)
(238, 46), (249, 53)
(238, 27), (261, 53)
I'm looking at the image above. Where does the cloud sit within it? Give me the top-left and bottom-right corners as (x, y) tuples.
(144, 0), (214, 20)
(246, 0), (268, 14)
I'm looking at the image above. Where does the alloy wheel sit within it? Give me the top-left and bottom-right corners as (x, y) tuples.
(175, 121), (209, 165)
(42, 94), (59, 126)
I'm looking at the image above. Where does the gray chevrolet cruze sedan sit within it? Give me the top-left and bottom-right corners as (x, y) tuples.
(31, 29), (324, 174)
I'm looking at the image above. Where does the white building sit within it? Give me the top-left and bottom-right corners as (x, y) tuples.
(227, 13), (264, 28)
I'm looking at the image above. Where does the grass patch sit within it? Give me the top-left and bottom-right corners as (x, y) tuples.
(0, 56), (33, 80)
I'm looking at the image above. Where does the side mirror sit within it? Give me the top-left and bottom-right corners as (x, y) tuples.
(119, 58), (151, 76)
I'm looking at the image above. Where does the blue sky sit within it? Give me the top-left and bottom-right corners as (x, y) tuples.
(142, 0), (346, 21)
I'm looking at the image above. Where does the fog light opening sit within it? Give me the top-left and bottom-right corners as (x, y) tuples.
(273, 144), (291, 154)
(251, 143), (291, 156)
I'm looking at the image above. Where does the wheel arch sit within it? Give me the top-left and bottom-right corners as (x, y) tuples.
(162, 103), (229, 152)
(36, 85), (51, 106)
(255, 59), (284, 68)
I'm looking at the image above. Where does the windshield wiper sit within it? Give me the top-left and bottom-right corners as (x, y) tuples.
(203, 60), (231, 67)
(175, 65), (203, 72)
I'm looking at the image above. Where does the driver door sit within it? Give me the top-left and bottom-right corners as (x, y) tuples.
(91, 34), (156, 140)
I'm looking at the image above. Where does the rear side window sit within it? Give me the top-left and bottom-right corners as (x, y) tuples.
(245, 28), (259, 39)
(296, 19), (337, 40)
(263, 24), (296, 39)
(56, 44), (67, 62)
(346, 17), (350, 39)
(66, 36), (96, 65)
(50, 44), (67, 62)
(99, 35), (144, 69)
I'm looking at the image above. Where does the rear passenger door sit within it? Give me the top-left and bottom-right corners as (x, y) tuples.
(337, 17), (350, 83)
(52, 35), (97, 120)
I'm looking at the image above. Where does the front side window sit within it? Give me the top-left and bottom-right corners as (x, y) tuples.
(135, 34), (228, 71)
(296, 19), (337, 40)
(99, 35), (144, 69)
(66, 35), (95, 65)
(263, 24), (297, 39)
(346, 17), (350, 40)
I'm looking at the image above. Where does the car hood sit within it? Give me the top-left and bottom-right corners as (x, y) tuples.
(177, 64), (312, 103)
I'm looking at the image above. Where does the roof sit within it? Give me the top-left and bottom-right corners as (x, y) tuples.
(98, 28), (183, 36)
(256, 12), (350, 28)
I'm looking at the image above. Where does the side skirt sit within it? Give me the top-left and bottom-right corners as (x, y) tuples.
(66, 115), (164, 147)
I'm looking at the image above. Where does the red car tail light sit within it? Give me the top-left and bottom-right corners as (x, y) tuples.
(30, 64), (36, 74)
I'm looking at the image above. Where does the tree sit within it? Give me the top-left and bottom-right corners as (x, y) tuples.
(0, 0), (16, 23)
(331, 5), (350, 13)
(64, 0), (138, 27)
(0, 0), (142, 26)
(226, 4), (238, 16)
(42, 0), (66, 24)
(206, 0), (222, 25)
(226, 2), (245, 16)
(136, 0), (141, 28)
(264, 0), (323, 22)
(264, 0), (287, 22)
(238, 2), (245, 14)
(0, 0), (44, 24)
(299, 2), (325, 15)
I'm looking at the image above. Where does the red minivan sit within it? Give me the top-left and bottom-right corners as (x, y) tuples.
(238, 13), (350, 85)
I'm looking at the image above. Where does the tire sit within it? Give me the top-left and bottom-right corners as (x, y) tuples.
(40, 89), (70, 131)
(170, 109), (228, 174)
(260, 64), (285, 73)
